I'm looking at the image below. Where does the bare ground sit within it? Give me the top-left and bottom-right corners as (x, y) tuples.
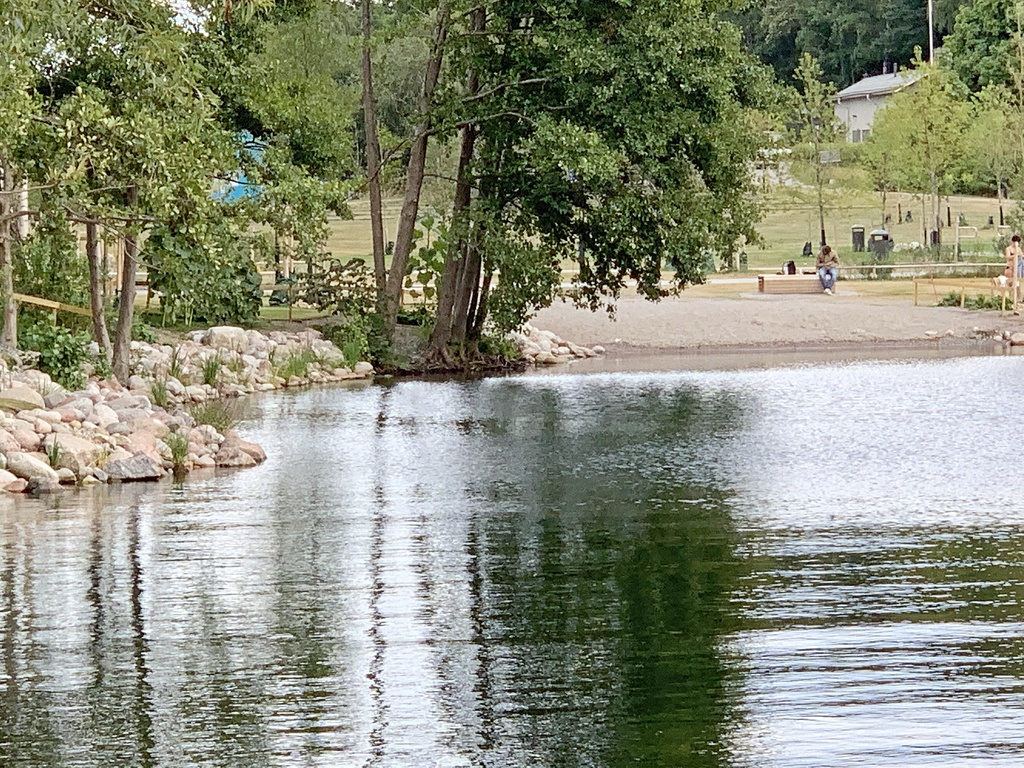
(530, 279), (1024, 355)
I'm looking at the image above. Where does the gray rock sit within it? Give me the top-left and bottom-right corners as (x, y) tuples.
(0, 386), (45, 413)
(55, 467), (77, 485)
(91, 467), (109, 484)
(6, 452), (59, 483)
(204, 326), (249, 350)
(43, 434), (104, 475)
(42, 389), (70, 409)
(214, 441), (258, 468)
(104, 452), (163, 482)
(1010, 332), (1024, 346)
(86, 402), (119, 429)
(27, 476), (62, 495)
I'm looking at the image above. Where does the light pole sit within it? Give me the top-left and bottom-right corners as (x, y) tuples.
(928, 0), (935, 64)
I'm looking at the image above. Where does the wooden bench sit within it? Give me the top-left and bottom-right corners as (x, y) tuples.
(758, 273), (825, 294)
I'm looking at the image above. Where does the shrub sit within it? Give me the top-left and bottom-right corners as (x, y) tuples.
(164, 430), (189, 471)
(201, 351), (223, 387)
(151, 376), (169, 408)
(187, 398), (250, 433)
(18, 319), (90, 389)
(272, 346), (319, 379)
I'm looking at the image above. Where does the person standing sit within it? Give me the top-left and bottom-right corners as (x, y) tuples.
(1005, 235), (1024, 305)
(816, 245), (839, 295)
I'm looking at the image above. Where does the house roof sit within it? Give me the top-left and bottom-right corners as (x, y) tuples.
(836, 71), (922, 100)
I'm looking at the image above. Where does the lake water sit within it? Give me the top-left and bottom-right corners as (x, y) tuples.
(3, 355), (1024, 766)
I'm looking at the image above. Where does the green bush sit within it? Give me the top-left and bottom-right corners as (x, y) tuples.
(18, 319), (90, 390)
(13, 208), (90, 307)
(187, 398), (249, 433)
(323, 319), (370, 366)
(146, 220), (263, 327)
(937, 291), (1007, 310)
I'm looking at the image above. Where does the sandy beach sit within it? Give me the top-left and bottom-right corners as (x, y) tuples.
(528, 277), (1024, 367)
(524, 278), (1024, 374)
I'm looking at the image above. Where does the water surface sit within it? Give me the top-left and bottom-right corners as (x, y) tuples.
(2, 356), (1024, 766)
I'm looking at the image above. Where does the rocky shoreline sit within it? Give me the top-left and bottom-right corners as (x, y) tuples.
(0, 326), (374, 495)
(508, 323), (605, 365)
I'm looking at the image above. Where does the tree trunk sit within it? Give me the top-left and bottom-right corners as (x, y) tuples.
(428, 122), (478, 353)
(86, 219), (112, 364)
(16, 181), (28, 240)
(382, 0), (452, 335)
(452, 235), (481, 344)
(112, 184), (138, 383)
(426, 5), (484, 356)
(361, 0), (386, 300)
(0, 162), (17, 347)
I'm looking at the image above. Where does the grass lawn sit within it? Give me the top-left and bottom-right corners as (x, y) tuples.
(331, 190), (1011, 278)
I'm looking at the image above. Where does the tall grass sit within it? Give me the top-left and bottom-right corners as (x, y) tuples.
(187, 397), (249, 433)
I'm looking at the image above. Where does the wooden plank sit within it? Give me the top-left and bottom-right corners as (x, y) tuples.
(12, 293), (93, 317)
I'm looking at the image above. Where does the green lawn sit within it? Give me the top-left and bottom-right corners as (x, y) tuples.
(322, 190), (1011, 280)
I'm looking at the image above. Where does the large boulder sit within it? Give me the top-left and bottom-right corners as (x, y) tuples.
(104, 452), (163, 482)
(27, 476), (62, 495)
(6, 452), (59, 483)
(86, 403), (119, 429)
(0, 429), (21, 454)
(43, 434), (104, 476)
(220, 433), (266, 463)
(0, 386), (45, 413)
(214, 438), (258, 468)
(124, 430), (163, 464)
(204, 326), (249, 350)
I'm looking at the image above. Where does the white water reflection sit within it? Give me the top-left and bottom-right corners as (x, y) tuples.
(3, 357), (1024, 765)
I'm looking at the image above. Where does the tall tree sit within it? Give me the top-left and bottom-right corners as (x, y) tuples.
(869, 53), (969, 245)
(793, 53), (841, 247)
(416, 0), (768, 363)
(361, 0), (387, 297)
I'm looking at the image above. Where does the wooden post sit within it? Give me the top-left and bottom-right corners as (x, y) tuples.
(914, 279), (918, 306)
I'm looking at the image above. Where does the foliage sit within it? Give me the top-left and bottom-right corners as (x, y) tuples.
(146, 219), (264, 326)
(150, 376), (169, 408)
(164, 429), (188, 471)
(45, 439), (61, 469)
(405, 212), (449, 305)
(132, 318), (157, 344)
(271, 345), (321, 379)
(867, 56), (971, 229)
(945, 0), (1015, 91)
(18, 318), (90, 390)
(728, 0), (963, 87)
(298, 257), (377, 316)
(439, 0), (771, 333)
(938, 291), (1008, 309)
(12, 207), (90, 307)
(187, 397), (249, 433)
(201, 352), (223, 387)
(792, 53), (843, 246)
(322, 319), (371, 366)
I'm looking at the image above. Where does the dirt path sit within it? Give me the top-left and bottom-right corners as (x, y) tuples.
(530, 280), (1023, 352)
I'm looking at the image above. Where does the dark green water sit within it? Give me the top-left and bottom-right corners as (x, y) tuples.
(3, 356), (1024, 766)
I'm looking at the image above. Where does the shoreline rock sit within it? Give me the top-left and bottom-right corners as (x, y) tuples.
(0, 325), (374, 494)
(508, 323), (605, 366)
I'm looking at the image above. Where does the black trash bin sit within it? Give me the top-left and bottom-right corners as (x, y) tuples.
(852, 225), (866, 252)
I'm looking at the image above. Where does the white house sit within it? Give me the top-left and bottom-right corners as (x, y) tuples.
(834, 70), (922, 143)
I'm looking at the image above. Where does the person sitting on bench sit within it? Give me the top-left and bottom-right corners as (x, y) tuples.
(816, 245), (839, 295)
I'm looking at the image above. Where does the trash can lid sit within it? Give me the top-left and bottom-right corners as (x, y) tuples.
(852, 225), (866, 231)
(869, 228), (889, 236)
